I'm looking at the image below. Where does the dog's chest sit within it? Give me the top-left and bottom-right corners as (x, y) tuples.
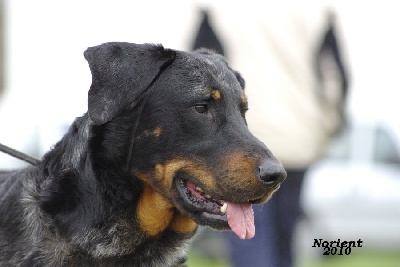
(75, 228), (195, 267)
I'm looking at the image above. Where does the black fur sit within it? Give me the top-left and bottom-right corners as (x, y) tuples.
(0, 42), (286, 266)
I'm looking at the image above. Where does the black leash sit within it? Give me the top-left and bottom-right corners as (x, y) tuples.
(0, 143), (41, 167)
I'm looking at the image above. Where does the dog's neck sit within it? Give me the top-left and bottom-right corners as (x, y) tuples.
(40, 113), (137, 211)
(37, 113), (197, 264)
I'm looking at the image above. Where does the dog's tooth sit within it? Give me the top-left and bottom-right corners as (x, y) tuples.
(196, 186), (204, 193)
(220, 203), (228, 214)
(204, 194), (212, 199)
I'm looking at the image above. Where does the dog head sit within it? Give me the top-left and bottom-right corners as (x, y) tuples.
(84, 43), (286, 239)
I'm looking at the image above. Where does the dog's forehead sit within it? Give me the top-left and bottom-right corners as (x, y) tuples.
(176, 51), (242, 94)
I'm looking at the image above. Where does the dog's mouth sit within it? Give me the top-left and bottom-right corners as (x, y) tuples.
(175, 174), (257, 239)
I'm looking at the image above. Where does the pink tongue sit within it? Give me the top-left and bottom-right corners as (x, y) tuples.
(226, 202), (255, 239)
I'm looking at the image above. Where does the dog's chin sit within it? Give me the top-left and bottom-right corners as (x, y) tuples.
(173, 175), (230, 230)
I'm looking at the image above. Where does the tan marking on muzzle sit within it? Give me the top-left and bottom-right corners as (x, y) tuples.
(154, 159), (217, 190)
(220, 152), (261, 193)
(219, 152), (282, 203)
(211, 89), (221, 101)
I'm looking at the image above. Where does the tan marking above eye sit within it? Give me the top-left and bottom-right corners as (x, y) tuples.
(211, 89), (221, 101)
(240, 93), (248, 106)
(153, 127), (162, 137)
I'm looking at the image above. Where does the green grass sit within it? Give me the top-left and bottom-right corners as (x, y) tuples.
(187, 252), (230, 267)
(297, 251), (400, 267)
(187, 250), (400, 267)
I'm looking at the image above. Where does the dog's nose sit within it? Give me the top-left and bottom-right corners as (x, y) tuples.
(258, 160), (287, 186)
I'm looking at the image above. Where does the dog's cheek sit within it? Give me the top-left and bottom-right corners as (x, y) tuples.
(136, 184), (174, 236)
(169, 213), (197, 234)
(136, 159), (215, 236)
(154, 159), (218, 192)
(136, 184), (197, 236)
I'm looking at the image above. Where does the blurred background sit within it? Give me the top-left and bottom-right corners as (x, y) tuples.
(0, 1), (399, 266)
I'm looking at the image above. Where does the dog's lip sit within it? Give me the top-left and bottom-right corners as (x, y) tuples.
(249, 197), (264, 204)
(174, 174), (265, 238)
(175, 178), (227, 219)
(174, 175), (265, 214)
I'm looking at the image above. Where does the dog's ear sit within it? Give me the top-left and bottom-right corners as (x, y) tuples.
(84, 42), (176, 125)
(234, 71), (245, 90)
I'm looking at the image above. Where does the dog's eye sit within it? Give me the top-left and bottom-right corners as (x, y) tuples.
(240, 103), (249, 114)
(194, 104), (209, 114)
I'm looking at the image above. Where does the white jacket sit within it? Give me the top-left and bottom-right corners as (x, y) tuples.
(189, 1), (348, 168)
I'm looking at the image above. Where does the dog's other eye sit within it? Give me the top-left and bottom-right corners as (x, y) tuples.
(194, 104), (209, 114)
(240, 104), (249, 115)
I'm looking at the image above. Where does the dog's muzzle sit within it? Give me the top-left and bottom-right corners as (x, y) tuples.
(257, 159), (287, 187)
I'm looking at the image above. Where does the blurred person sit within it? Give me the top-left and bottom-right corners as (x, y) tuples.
(190, 2), (349, 267)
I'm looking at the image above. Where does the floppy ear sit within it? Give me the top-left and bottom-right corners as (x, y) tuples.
(234, 71), (245, 90)
(84, 42), (176, 125)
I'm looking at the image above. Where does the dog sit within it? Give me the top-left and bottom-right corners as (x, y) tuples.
(0, 42), (286, 266)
